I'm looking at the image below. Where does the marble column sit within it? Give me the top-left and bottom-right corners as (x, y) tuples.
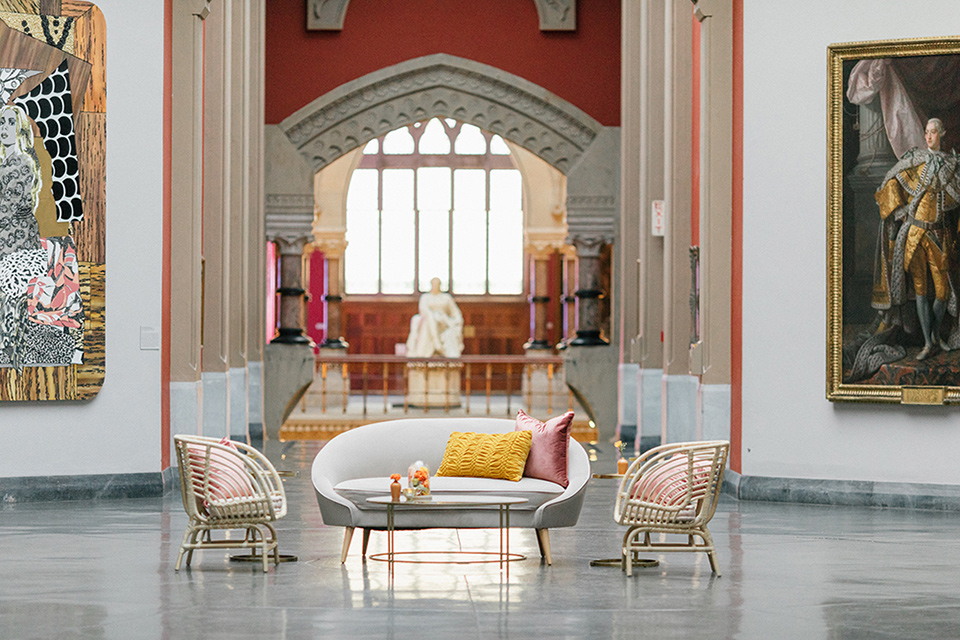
(317, 239), (348, 350)
(271, 236), (312, 345)
(559, 248), (577, 347)
(525, 248), (554, 351)
(569, 235), (612, 346)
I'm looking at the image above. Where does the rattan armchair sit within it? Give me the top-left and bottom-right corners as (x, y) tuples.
(614, 440), (729, 576)
(174, 435), (287, 572)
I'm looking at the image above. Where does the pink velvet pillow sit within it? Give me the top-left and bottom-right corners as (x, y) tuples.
(515, 410), (574, 487)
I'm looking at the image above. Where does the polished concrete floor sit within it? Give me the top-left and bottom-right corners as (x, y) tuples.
(2, 440), (959, 639)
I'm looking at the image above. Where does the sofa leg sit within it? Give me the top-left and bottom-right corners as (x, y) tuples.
(340, 526), (355, 563)
(536, 529), (552, 565)
(361, 529), (371, 557)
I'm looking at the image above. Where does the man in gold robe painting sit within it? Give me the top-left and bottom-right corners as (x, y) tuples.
(871, 118), (960, 361)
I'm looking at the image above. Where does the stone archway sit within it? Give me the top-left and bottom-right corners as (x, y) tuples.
(278, 53), (602, 175)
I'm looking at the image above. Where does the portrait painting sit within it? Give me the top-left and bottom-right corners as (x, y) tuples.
(0, 1), (104, 401)
(828, 37), (960, 404)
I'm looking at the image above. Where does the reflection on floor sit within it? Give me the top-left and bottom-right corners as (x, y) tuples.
(2, 439), (959, 639)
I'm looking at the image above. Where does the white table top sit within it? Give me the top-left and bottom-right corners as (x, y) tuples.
(366, 495), (528, 507)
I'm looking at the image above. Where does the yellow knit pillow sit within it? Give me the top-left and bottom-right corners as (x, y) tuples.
(436, 430), (533, 482)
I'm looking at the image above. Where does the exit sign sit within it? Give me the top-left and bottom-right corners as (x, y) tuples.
(651, 200), (665, 237)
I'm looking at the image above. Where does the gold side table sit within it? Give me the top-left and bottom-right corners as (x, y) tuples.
(590, 472), (659, 569)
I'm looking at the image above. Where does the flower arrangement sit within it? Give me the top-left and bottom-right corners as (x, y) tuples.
(615, 440), (630, 474)
(390, 473), (401, 482)
(614, 440), (628, 459)
(408, 461), (430, 497)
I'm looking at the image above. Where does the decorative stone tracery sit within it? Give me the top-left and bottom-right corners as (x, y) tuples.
(279, 54), (602, 175)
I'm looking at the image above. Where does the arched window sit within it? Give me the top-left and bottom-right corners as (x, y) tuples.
(344, 118), (523, 295)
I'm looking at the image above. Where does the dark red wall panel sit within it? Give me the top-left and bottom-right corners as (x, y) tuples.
(265, 0), (621, 126)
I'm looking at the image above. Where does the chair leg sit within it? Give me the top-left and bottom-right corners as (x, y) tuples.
(341, 526), (355, 563)
(536, 529), (552, 565)
(185, 529), (202, 567)
(175, 527), (195, 571)
(624, 534), (632, 577)
(700, 527), (720, 576)
(264, 523), (280, 565)
(361, 529), (371, 557)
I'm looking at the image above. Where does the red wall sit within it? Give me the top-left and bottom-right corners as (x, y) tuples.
(264, 0), (621, 126)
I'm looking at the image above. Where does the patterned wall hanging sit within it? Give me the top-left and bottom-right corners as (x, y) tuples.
(0, 1), (104, 401)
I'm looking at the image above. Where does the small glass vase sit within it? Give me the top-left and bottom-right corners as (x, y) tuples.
(408, 460), (431, 497)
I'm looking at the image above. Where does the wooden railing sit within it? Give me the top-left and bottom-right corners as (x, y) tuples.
(302, 354), (572, 418)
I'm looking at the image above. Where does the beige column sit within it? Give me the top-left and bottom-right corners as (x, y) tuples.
(245, 1), (266, 366)
(638, 0), (666, 368)
(199, 0), (233, 439)
(694, 0), (732, 384)
(201, 0), (230, 375)
(620, 0), (642, 362)
(662, 0), (693, 376)
(170, 1), (205, 386)
(245, 1), (266, 437)
(228, 1), (247, 373)
(169, 0), (208, 441)
(660, 0), (696, 445)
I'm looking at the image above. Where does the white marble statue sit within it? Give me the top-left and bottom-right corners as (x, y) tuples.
(406, 277), (464, 357)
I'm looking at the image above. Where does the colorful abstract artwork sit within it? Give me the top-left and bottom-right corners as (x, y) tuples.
(0, 1), (104, 401)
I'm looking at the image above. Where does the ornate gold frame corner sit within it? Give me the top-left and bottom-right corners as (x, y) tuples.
(826, 36), (960, 406)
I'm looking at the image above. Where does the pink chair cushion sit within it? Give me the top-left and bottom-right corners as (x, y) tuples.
(186, 437), (255, 508)
(515, 410), (574, 488)
(632, 454), (711, 508)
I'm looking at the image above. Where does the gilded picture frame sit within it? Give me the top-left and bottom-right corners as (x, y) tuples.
(828, 37), (960, 404)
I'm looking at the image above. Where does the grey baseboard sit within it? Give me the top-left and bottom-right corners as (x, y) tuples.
(0, 469), (179, 504)
(722, 470), (960, 511)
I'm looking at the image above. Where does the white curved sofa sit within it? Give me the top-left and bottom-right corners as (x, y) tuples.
(311, 417), (591, 565)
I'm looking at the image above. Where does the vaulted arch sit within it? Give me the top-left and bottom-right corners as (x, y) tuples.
(279, 54), (602, 175)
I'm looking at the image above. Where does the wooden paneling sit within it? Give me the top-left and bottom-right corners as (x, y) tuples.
(75, 261), (104, 399)
(70, 4), (104, 113)
(3, 0), (38, 13)
(73, 111), (105, 263)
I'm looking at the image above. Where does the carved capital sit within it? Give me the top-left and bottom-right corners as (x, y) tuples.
(568, 234), (612, 258)
(307, 0), (350, 31)
(525, 228), (568, 258)
(533, 0), (576, 31)
(273, 236), (309, 257)
(312, 227), (348, 257)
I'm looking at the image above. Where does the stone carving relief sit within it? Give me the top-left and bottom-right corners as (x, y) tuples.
(279, 54), (601, 175)
(534, 0), (576, 31)
(265, 194), (314, 247)
(306, 0), (575, 32)
(566, 195), (617, 242)
(306, 0), (350, 31)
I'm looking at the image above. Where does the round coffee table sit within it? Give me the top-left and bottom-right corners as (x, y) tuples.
(365, 495), (527, 573)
